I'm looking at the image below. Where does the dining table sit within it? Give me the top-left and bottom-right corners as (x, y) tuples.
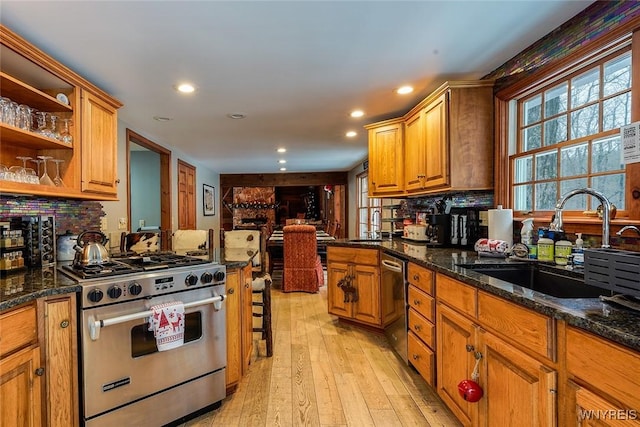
(266, 229), (335, 274)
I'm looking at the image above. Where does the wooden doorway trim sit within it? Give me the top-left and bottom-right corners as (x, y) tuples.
(177, 159), (197, 230)
(126, 129), (171, 249)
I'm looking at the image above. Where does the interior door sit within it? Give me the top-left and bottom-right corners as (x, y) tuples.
(177, 160), (196, 230)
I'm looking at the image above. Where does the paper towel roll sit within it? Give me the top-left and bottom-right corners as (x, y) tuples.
(488, 206), (513, 245)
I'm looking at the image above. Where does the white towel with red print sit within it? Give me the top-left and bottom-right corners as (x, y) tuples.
(149, 302), (185, 351)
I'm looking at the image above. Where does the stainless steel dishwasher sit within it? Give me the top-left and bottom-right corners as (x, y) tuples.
(381, 253), (407, 363)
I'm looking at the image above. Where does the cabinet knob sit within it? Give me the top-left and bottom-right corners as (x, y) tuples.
(466, 344), (475, 352)
(228, 288), (235, 294)
(412, 354), (419, 360)
(35, 368), (45, 376)
(60, 320), (69, 329)
(413, 299), (420, 305)
(413, 274), (419, 281)
(414, 325), (421, 331)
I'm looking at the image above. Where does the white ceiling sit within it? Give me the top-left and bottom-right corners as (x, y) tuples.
(1, 1), (593, 174)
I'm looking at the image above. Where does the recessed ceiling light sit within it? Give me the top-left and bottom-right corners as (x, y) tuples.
(350, 110), (364, 118)
(226, 113), (247, 119)
(280, 167), (287, 171)
(278, 159), (287, 164)
(175, 83), (195, 93)
(277, 148), (287, 153)
(396, 85), (414, 95)
(346, 131), (357, 138)
(153, 116), (173, 122)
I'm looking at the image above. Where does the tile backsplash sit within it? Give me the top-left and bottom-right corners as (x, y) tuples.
(0, 196), (104, 236)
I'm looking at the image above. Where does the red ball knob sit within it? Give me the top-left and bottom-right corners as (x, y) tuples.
(457, 379), (483, 402)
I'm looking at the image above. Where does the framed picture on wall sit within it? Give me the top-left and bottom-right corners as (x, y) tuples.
(203, 184), (215, 216)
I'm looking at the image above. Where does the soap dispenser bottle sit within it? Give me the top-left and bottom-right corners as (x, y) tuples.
(520, 218), (536, 259)
(573, 233), (584, 266)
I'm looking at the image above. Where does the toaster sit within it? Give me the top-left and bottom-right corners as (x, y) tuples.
(403, 224), (428, 241)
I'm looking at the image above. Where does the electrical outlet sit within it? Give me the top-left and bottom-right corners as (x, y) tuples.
(100, 217), (108, 230)
(118, 217), (127, 230)
(139, 220), (145, 229)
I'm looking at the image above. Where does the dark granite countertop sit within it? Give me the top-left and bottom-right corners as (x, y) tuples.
(327, 239), (640, 352)
(0, 249), (255, 313)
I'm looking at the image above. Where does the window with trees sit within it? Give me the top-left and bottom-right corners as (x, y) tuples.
(511, 47), (631, 213)
(357, 171), (381, 238)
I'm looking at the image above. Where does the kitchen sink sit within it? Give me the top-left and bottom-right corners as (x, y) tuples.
(458, 263), (610, 299)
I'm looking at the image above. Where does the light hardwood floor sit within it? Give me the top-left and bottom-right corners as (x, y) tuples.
(181, 281), (461, 427)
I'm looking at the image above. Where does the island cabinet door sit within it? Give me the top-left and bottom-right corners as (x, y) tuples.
(436, 303), (478, 427)
(478, 329), (557, 427)
(351, 263), (380, 326)
(0, 347), (42, 427)
(327, 261), (352, 318)
(225, 269), (242, 391)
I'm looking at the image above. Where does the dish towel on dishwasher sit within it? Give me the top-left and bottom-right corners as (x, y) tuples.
(149, 302), (185, 351)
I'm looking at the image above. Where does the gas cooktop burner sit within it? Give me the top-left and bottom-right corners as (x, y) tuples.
(61, 252), (213, 280)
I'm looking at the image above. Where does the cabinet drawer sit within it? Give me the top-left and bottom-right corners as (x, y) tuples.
(478, 291), (554, 360)
(567, 327), (640, 409)
(436, 273), (477, 317)
(408, 331), (435, 386)
(408, 308), (435, 349)
(0, 304), (37, 358)
(407, 263), (434, 295)
(408, 286), (434, 322)
(327, 247), (378, 265)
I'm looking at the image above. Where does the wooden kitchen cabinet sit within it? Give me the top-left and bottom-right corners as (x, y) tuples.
(0, 24), (121, 200)
(0, 303), (42, 427)
(80, 89), (119, 196)
(564, 327), (640, 426)
(41, 295), (78, 427)
(224, 264), (254, 394)
(436, 272), (557, 427)
(368, 80), (494, 197)
(478, 329), (557, 427)
(327, 246), (382, 327)
(365, 118), (404, 197)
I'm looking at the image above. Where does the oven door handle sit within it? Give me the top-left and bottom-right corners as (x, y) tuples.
(88, 294), (226, 341)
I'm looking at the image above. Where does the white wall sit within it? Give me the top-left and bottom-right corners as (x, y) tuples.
(101, 120), (221, 249)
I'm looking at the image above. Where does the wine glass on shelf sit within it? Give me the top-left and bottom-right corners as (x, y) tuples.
(49, 115), (60, 140)
(59, 118), (73, 144)
(14, 156), (32, 183)
(35, 111), (49, 137)
(37, 156), (55, 186)
(51, 159), (65, 187)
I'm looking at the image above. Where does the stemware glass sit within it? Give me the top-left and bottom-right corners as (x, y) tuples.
(51, 159), (65, 187)
(35, 112), (49, 136)
(37, 156), (55, 186)
(0, 164), (8, 181)
(13, 156), (32, 183)
(30, 158), (43, 177)
(59, 118), (73, 144)
(49, 114), (60, 140)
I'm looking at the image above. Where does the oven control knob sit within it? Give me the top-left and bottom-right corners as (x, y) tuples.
(200, 271), (213, 284)
(87, 289), (103, 303)
(214, 271), (226, 282)
(185, 273), (199, 287)
(107, 285), (122, 299)
(129, 282), (143, 296)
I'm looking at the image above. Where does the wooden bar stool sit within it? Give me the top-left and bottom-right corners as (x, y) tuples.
(251, 273), (273, 357)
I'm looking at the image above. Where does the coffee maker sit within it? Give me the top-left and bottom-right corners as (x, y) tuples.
(424, 214), (450, 246)
(449, 207), (487, 248)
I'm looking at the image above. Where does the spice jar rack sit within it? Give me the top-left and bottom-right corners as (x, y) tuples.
(0, 221), (26, 273)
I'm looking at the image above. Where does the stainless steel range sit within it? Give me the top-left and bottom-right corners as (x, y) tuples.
(61, 253), (227, 427)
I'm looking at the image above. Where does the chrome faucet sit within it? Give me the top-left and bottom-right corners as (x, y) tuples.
(617, 225), (640, 236)
(371, 209), (381, 239)
(551, 188), (612, 248)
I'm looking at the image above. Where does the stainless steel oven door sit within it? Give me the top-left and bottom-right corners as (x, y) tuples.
(80, 284), (226, 419)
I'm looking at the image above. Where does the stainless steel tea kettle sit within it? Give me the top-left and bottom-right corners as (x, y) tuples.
(74, 230), (110, 265)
